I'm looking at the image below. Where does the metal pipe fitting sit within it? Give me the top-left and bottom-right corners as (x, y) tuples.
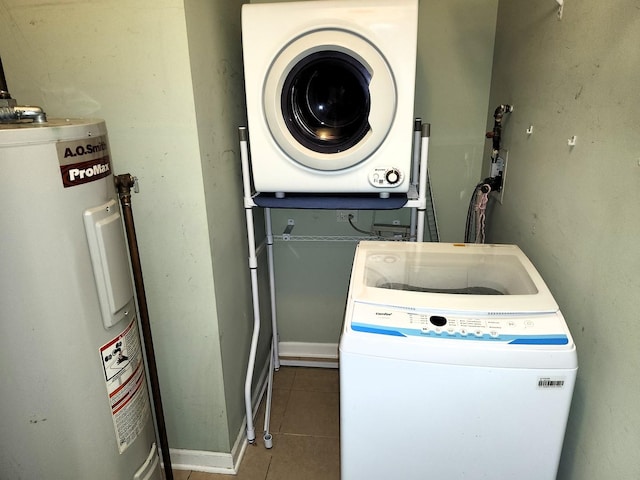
(0, 105), (48, 124)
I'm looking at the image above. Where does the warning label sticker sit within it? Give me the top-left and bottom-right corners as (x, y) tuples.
(57, 135), (112, 188)
(99, 318), (151, 454)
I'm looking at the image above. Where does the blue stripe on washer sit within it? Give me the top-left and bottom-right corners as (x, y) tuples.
(509, 336), (568, 345)
(351, 322), (568, 345)
(351, 324), (406, 337)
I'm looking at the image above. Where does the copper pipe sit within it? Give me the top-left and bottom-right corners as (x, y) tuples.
(115, 174), (173, 480)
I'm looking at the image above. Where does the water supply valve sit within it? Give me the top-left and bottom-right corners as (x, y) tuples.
(485, 104), (513, 193)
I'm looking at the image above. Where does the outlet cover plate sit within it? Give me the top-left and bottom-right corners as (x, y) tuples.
(336, 210), (358, 222)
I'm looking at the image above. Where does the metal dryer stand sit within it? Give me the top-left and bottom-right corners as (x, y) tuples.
(239, 120), (435, 449)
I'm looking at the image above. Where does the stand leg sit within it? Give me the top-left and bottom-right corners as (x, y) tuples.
(262, 208), (278, 449)
(416, 124), (431, 242)
(265, 209), (279, 369)
(239, 128), (260, 444)
(262, 342), (274, 449)
(243, 213), (260, 444)
(410, 119), (423, 241)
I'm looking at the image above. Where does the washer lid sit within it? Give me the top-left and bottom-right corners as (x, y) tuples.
(263, 28), (396, 171)
(349, 242), (560, 315)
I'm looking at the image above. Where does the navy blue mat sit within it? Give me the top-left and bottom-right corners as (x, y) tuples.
(253, 193), (408, 210)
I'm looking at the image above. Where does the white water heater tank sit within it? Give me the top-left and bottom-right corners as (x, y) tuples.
(0, 119), (162, 480)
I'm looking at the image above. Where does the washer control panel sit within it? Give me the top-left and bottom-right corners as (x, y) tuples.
(350, 301), (569, 345)
(368, 167), (404, 188)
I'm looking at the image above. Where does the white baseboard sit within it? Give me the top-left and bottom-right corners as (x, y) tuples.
(169, 448), (236, 475)
(169, 356), (271, 475)
(278, 342), (339, 359)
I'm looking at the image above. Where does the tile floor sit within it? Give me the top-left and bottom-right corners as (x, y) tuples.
(173, 366), (340, 480)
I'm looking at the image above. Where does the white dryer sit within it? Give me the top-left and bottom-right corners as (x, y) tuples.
(241, 0), (418, 196)
(339, 242), (577, 480)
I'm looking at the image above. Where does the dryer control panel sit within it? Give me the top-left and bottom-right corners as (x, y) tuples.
(350, 301), (569, 345)
(368, 167), (404, 188)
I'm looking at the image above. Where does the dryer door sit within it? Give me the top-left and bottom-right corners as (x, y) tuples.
(263, 29), (396, 171)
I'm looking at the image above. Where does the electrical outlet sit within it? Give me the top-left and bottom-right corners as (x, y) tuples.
(337, 210), (358, 223)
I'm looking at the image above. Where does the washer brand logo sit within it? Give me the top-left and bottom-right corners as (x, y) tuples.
(57, 135), (112, 188)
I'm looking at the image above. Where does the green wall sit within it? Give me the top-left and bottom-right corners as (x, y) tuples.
(184, 0), (272, 452)
(486, 1), (640, 478)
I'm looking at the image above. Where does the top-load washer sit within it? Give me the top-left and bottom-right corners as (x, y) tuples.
(241, 0), (419, 196)
(340, 241), (578, 479)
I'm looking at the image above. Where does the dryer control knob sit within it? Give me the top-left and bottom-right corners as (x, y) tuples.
(386, 169), (401, 184)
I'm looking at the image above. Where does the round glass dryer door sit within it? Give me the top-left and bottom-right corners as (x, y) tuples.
(263, 29), (397, 171)
(282, 50), (371, 155)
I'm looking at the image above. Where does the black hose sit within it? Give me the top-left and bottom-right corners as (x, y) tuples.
(464, 183), (482, 243)
(348, 214), (372, 235)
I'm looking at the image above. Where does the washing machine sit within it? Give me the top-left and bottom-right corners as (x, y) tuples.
(241, 0), (419, 196)
(339, 242), (577, 480)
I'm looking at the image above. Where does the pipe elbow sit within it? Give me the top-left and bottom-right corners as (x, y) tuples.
(15, 105), (47, 123)
(0, 105), (47, 123)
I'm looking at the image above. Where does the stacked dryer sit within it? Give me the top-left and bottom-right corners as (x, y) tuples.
(241, 0), (419, 197)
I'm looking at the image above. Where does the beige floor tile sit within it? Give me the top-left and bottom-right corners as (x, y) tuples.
(292, 367), (339, 393)
(265, 434), (340, 480)
(179, 446), (271, 480)
(187, 472), (221, 480)
(178, 366), (341, 480)
(280, 389), (340, 438)
(254, 387), (291, 434)
(171, 470), (191, 480)
(233, 439), (273, 480)
(187, 472), (233, 480)
(273, 366), (296, 390)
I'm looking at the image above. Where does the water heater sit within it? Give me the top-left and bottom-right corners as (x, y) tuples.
(0, 119), (162, 480)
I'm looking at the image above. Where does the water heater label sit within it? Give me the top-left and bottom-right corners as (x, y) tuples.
(57, 135), (112, 188)
(99, 317), (151, 454)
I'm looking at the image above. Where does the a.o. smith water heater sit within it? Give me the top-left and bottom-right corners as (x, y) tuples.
(0, 118), (162, 480)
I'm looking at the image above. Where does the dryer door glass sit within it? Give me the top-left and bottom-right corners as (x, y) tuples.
(262, 29), (397, 172)
(281, 51), (371, 154)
